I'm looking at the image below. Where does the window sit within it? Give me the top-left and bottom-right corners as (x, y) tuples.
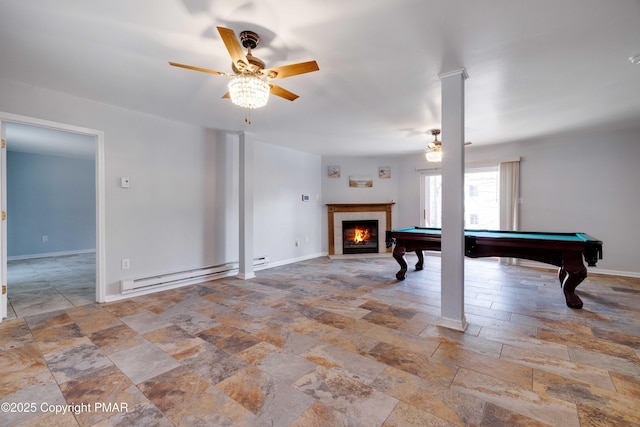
(423, 174), (442, 228)
(422, 166), (499, 229)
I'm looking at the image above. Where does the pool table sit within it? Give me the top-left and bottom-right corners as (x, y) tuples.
(385, 227), (603, 309)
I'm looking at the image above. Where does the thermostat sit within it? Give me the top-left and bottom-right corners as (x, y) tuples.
(301, 194), (310, 202)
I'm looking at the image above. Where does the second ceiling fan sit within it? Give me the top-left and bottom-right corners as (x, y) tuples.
(425, 129), (472, 162)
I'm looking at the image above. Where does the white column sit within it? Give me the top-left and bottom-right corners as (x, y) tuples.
(438, 69), (468, 331)
(238, 132), (255, 280)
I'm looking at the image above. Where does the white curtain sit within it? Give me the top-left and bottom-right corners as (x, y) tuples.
(499, 160), (520, 265)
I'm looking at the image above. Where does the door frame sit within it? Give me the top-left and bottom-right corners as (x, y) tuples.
(0, 112), (106, 321)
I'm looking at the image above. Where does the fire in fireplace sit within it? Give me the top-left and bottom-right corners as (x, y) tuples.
(342, 220), (379, 254)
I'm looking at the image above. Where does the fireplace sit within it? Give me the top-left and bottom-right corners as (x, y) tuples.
(342, 220), (379, 254)
(326, 203), (394, 256)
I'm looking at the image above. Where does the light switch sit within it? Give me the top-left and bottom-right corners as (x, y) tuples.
(120, 177), (130, 188)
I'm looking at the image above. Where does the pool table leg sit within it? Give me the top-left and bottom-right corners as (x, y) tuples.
(558, 253), (587, 309)
(392, 243), (425, 280)
(392, 244), (408, 280)
(414, 250), (424, 271)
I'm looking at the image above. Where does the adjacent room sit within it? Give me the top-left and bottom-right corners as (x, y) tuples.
(6, 122), (97, 317)
(1, 1), (639, 426)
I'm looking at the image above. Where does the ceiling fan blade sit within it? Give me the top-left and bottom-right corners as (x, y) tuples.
(264, 60), (319, 80)
(269, 84), (299, 101)
(217, 26), (249, 69)
(169, 62), (228, 76)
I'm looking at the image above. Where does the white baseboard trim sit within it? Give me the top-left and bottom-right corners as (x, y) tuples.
(103, 253), (327, 303)
(517, 260), (640, 278)
(8, 249), (96, 261)
(104, 269), (239, 303)
(587, 269), (640, 278)
(328, 252), (391, 260)
(438, 315), (468, 332)
(256, 252), (326, 269)
(98, 251), (640, 305)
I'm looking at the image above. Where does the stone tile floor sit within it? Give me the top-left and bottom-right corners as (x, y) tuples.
(7, 253), (96, 318)
(1, 255), (639, 426)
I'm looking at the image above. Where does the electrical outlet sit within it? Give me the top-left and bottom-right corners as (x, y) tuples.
(295, 238), (300, 247)
(42, 235), (48, 243)
(121, 259), (130, 269)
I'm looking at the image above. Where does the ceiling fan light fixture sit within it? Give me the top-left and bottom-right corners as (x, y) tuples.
(425, 129), (442, 162)
(228, 75), (270, 109)
(170, 27), (318, 117)
(425, 149), (442, 162)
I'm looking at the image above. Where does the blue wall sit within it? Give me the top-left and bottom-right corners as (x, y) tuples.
(7, 151), (95, 257)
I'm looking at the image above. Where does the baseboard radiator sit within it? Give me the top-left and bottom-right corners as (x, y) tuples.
(120, 257), (269, 294)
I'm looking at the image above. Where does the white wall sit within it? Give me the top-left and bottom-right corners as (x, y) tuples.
(2, 73), (636, 302)
(204, 130), (240, 266)
(0, 78), (242, 299)
(461, 127), (640, 275)
(321, 156), (401, 253)
(254, 141), (323, 263)
(323, 127), (640, 276)
(0, 77), (326, 301)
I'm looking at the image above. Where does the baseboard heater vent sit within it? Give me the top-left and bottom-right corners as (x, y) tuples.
(120, 257), (269, 293)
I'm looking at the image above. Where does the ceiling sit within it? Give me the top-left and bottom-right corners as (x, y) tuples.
(1, 0), (639, 157)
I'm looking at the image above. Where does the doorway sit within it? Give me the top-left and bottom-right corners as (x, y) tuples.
(0, 112), (105, 321)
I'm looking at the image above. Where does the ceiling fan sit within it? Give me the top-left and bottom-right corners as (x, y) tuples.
(169, 26), (319, 114)
(425, 129), (472, 162)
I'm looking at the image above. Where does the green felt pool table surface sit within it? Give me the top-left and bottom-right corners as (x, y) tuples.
(391, 227), (599, 243)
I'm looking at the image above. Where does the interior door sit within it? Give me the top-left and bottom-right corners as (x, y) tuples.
(0, 120), (7, 321)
